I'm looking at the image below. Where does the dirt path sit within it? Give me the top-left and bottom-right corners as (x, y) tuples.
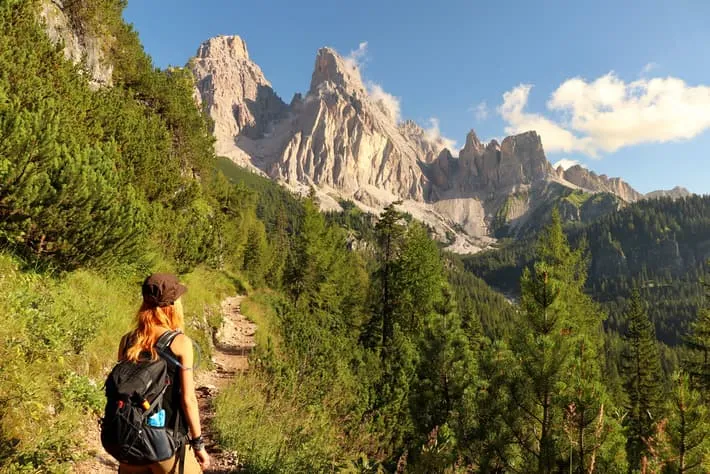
(73, 295), (254, 474)
(196, 295), (255, 473)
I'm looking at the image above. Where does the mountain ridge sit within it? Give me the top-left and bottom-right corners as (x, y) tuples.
(189, 35), (672, 252)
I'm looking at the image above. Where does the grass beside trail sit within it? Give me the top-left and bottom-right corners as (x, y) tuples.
(213, 292), (344, 473)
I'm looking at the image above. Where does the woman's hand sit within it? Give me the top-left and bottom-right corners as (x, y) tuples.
(195, 447), (210, 470)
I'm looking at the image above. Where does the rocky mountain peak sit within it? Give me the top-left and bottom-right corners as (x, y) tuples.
(562, 165), (643, 202)
(196, 35), (250, 62)
(189, 35), (287, 162)
(399, 119), (425, 136)
(396, 120), (453, 163)
(645, 186), (693, 200)
(189, 36), (648, 253)
(486, 139), (500, 151)
(463, 130), (483, 155)
(310, 47), (366, 95)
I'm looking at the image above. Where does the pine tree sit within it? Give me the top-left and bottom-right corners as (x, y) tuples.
(507, 209), (614, 473)
(242, 222), (268, 286)
(664, 372), (710, 473)
(411, 287), (477, 441)
(621, 289), (664, 471)
(561, 337), (626, 474)
(391, 222), (444, 335)
(512, 261), (568, 473)
(372, 202), (406, 351)
(685, 283), (710, 399)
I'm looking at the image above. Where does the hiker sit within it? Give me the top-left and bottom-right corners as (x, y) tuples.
(113, 273), (210, 473)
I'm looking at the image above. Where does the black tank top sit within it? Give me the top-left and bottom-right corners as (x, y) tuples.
(120, 331), (188, 436)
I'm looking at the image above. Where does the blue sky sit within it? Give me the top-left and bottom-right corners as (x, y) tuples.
(123, 0), (710, 194)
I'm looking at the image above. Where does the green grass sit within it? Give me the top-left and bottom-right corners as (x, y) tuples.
(563, 190), (593, 208)
(214, 374), (342, 474)
(240, 290), (283, 353)
(213, 290), (379, 473)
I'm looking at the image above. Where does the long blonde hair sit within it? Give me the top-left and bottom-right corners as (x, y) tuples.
(125, 299), (184, 362)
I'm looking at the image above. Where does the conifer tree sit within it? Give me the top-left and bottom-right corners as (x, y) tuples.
(621, 289), (664, 471)
(391, 222), (444, 335)
(512, 261), (567, 473)
(664, 371), (710, 473)
(508, 209), (614, 473)
(372, 202), (406, 350)
(411, 287), (477, 440)
(685, 283), (710, 398)
(242, 222), (268, 286)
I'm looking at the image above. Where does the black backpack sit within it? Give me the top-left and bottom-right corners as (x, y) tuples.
(100, 330), (185, 466)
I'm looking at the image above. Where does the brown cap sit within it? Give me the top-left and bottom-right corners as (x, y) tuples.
(141, 273), (187, 307)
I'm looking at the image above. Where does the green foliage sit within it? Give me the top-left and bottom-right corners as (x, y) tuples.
(0, 3), (148, 269)
(661, 372), (710, 473)
(621, 289), (664, 470)
(0, 0), (224, 272)
(444, 254), (515, 341)
(410, 291), (477, 458)
(214, 375), (342, 474)
(465, 195), (710, 346)
(503, 209), (619, 473)
(685, 283), (710, 397)
(0, 245), (236, 471)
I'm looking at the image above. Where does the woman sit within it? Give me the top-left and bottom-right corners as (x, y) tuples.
(117, 273), (211, 474)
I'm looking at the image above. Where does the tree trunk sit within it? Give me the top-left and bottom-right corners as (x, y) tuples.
(539, 391), (553, 474)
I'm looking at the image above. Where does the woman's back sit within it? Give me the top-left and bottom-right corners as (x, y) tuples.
(110, 273), (209, 473)
(119, 329), (188, 436)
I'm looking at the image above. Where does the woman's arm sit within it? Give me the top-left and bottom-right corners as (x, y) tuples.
(171, 333), (210, 469)
(171, 333), (201, 436)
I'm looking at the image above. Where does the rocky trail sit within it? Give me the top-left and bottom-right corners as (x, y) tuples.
(197, 295), (256, 473)
(73, 295), (255, 474)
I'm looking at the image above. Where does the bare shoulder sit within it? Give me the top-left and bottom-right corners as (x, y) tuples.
(169, 331), (192, 356)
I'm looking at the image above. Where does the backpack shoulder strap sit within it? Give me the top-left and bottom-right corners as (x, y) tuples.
(155, 330), (181, 352)
(155, 330), (185, 369)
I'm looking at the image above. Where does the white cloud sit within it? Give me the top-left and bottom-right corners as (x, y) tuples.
(341, 42), (402, 124)
(367, 81), (401, 123)
(498, 74), (710, 157)
(344, 41), (368, 70)
(473, 101), (488, 121)
(640, 62), (658, 76)
(553, 159), (584, 170)
(423, 118), (458, 155)
(498, 84), (596, 155)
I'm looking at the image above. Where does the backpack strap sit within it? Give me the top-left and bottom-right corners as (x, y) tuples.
(175, 410), (186, 474)
(155, 330), (185, 369)
(155, 330), (181, 353)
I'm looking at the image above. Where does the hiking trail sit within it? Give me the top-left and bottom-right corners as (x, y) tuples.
(196, 295), (255, 473)
(74, 295), (255, 473)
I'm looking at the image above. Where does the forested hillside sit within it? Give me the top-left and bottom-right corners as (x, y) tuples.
(467, 195), (710, 345)
(2, 1), (710, 473)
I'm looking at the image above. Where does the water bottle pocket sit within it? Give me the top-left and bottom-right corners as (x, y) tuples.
(147, 408), (166, 427)
(143, 425), (177, 461)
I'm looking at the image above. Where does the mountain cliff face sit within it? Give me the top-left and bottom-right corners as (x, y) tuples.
(557, 165), (643, 202)
(39, 0), (113, 87)
(266, 47), (429, 201)
(189, 35), (288, 163)
(189, 35), (641, 252)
